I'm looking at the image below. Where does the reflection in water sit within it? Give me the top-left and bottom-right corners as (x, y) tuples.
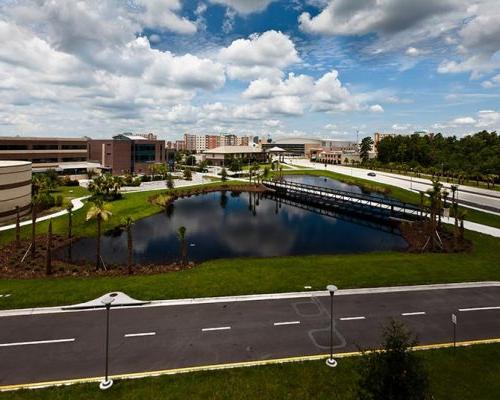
(58, 186), (407, 265)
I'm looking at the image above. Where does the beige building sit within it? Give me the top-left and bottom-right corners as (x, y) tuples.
(203, 146), (267, 166)
(0, 160), (32, 222)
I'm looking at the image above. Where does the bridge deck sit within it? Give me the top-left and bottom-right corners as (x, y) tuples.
(262, 179), (427, 221)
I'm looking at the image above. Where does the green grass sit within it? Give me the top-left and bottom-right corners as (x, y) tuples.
(0, 230), (498, 310)
(241, 163), (291, 171)
(282, 169), (500, 229)
(3, 344), (499, 399)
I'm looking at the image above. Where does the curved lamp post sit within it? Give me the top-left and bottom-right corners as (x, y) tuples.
(326, 284), (338, 368)
(99, 294), (117, 390)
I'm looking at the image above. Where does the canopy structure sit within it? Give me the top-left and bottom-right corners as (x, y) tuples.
(266, 146), (286, 153)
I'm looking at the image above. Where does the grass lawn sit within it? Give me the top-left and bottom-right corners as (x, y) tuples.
(0, 230), (498, 309)
(3, 343), (499, 399)
(281, 169), (500, 229)
(241, 162), (291, 171)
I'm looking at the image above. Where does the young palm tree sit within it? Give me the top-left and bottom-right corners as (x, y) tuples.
(15, 206), (20, 248)
(425, 180), (444, 251)
(30, 196), (40, 258)
(177, 226), (187, 265)
(86, 200), (112, 270)
(66, 203), (74, 239)
(46, 219), (53, 276)
(122, 216), (134, 275)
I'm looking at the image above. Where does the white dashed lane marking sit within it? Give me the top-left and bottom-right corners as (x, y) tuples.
(274, 321), (301, 326)
(124, 332), (156, 338)
(402, 312), (426, 316)
(0, 338), (75, 347)
(202, 326), (231, 332)
(339, 316), (366, 321)
(459, 306), (500, 312)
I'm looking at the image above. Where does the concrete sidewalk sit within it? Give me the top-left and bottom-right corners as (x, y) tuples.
(0, 196), (89, 233)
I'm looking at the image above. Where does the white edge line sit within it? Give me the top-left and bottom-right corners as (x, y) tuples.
(402, 312), (426, 316)
(339, 316), (366, 321)
(201, 326), (231, 332)
(124, 332), (156, 338)
(459, 306), (500, 312)
(0, 338), (75, 347)
(274, 321), (300, 326)
(1, 282), (499, 317)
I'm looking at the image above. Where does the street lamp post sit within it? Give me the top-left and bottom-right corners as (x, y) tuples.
(410, 168), (413, 190)
(99, 294), (116, 390)
(326, 284), (338, 368)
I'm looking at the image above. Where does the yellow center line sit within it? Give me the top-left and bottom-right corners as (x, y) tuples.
(1, 337), (500, 392)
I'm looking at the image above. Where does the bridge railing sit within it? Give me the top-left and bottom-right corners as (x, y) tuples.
(262, 179), (427, 218)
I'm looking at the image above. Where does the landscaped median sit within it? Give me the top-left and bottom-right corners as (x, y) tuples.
(2, 343), (499, 399)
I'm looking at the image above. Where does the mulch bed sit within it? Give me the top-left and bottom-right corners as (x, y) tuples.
(400, 220), (473, 253)
(0, 236), (196, 279)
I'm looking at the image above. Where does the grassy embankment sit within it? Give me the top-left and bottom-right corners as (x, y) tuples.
(3, 344), (500, 400)
(281, 169), (500, 229)
(0, 229), (498, 309)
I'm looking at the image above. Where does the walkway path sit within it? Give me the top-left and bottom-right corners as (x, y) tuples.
(0, 196), (90, 233)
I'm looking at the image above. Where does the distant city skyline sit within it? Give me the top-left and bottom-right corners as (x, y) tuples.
(0, 0), (499, 140)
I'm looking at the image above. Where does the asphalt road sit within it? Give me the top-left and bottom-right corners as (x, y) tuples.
(289, 159), (500, 213)
(0, 286), (499, 387)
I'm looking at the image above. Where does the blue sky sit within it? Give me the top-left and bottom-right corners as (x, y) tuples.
(0, 0), (499, 140)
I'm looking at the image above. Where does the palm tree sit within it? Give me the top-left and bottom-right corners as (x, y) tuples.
(425, 180), (444, 251)
(15, 206), (20, 248)
(86, 200), (112, 270)
(66, 203), (74, 239)
(46, 219), (53, 275)
(122, 217), (134, 275)
(177, 226), (187, 265)
(30, 196), (40, 258)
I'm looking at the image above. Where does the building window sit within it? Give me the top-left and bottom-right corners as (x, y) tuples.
(61, 144), (87, 150)
(0, 144), (29, 150)
(133, 144), (156, 162)
(33, 144), (58, 150)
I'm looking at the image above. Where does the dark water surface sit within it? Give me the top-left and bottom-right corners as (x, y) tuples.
(59, 177), (407, 265)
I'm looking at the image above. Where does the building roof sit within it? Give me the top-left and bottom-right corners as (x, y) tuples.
(0, 160), (32, 168)
(273, 137), (322, 145)
(112, 134), (147, 141)
(203, 146), (263, 154)
(0, 136), (87, 142)
(266, 146), (286, 152)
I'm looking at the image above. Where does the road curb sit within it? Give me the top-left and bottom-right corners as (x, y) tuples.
(0, 281), (498, 317)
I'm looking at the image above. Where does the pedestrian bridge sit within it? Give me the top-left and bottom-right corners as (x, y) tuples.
(262, 179), (427, 222)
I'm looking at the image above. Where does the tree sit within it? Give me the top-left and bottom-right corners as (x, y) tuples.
(229, 158), (242, 173)
(122, 216), (134, 275)
(30, 196), (40, 259)
(221, 167), (228, 182)
(46, 219), (53, 276)
(15, 206), (20, 248)
(66, 203), (74, 239)
(360, 137), (374, 164)
(357, 320), (430, 400)
(86, 200), (112, 270)
(424, 180), (444, 251)
(177, 226), (187, 265)
(166, 173), (175, 189)
(183, 167), (192, 181)
(88, 173), (123, 200)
